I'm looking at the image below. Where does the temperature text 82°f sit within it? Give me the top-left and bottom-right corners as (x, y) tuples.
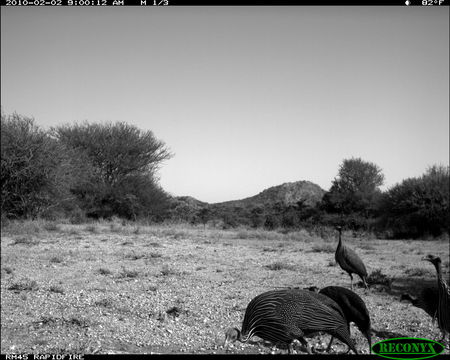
(422, 0), (445, 4)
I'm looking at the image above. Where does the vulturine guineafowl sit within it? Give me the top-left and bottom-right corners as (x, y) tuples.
(224, 288), (358, 354)
(400, 287), (438, 322)
(314, 286), (372, 353)
(422, 254), (449, 342)
(335, 226), (368, 290)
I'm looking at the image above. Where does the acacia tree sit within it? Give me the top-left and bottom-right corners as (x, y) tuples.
(53, 121), (173, 219)
(54, 121), (172, 185)
(323, 157), (384, 218)
(1, 112), (89, 218)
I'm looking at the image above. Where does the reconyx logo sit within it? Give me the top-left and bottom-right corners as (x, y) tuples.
(372, 337), (445, 360)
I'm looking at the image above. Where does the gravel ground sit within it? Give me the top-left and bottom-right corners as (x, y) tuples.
(1, 223), (449, 354)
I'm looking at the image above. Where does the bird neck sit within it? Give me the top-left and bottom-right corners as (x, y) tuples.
(433, 261), (443, 281)
(337, 231), (343, 248)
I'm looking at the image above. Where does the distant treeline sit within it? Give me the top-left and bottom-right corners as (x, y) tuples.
(173, 159), (449, 239)
(1, 111), (449, 239)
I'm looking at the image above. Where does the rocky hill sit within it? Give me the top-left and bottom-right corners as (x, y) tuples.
(213, 180), (325, 208)
(171, 181), (326, 226)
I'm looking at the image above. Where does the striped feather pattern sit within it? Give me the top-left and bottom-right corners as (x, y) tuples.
(436, 262), (450, 337)
(239, 289), (357, 353)
(423, 255), (450, 340)
(241, 290), (291, 344)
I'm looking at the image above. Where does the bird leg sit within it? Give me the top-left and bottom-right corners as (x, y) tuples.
(297, 337), (312, 354)
(326, 336), (334, 352)
(287, 343), (297, 354)
(349, 274), (354, 290)
(361, 276), (369, 290)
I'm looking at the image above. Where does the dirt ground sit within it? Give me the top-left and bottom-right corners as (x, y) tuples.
(1, 222), (449, 354)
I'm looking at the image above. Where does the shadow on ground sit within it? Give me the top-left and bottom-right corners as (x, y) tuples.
(371, 328), (408, 339)
(389, 276), (437, 298)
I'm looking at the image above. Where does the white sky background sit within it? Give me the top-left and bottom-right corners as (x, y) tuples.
(1, 7), (449, 203)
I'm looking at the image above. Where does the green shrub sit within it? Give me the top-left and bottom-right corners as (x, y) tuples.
(379, 165), (449, 238)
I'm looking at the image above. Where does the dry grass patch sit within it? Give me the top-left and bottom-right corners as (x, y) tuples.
(262, 247), (277, 252)
(265, 261), (296, 271)
(109, 223), (122, 233)
(2, 219), (42, 236)
(367, 269), (393, 288)
(160, 264), (177, 276)
(310, 243), (335, 253)
(65, 316), (91, 328)
(358, 243), (376, 251)
(8, 278), (39, 291)
(48, 285), (65, 294)
(118, 267), (139, 278)
(404, 267), (433, 277)
(149, 252), (162, 258)
(49, 255), (64, 264)
(64, 227), (80, 236)
(84, 224), (98, 233)
(146, 241), (163, 247)
(43, 221), (61, 232)
(11, 236), (40, 246)
(97, 267), (113, 275)
(124, 252), (145, 260)
(2, 266), (14, 274)
(36, 315), (58, 326)
(132, 226), (141, 235)
(95, 297), (114, 308)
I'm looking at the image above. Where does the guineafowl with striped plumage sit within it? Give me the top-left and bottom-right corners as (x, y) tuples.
(335, 226), (368, 290)
(224, 288), (358, 354)
(422, 254), (449, 342)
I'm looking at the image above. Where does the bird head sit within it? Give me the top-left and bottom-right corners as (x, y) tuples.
(223, 327), (240, 349)
(421, 254), (441, 265)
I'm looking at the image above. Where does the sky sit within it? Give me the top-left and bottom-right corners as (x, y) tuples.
(1, 7), (449, 203)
